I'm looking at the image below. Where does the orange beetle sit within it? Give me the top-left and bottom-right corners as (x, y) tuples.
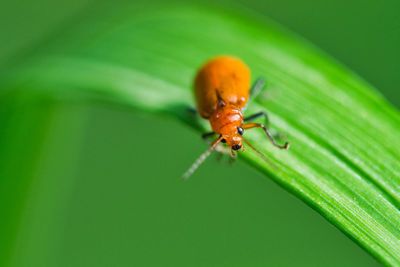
(183, 56), (289, 179)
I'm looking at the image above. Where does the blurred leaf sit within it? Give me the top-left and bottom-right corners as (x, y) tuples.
(0, 1), (399, 265)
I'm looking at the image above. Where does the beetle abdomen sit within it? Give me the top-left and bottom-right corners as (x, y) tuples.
(194, 56), (250, 118)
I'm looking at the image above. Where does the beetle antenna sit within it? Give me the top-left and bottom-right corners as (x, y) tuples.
(241, 136), (278, 170)
(183, 136), (224, 180)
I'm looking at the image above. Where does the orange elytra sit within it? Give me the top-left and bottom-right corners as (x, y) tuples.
(183, 56), (289, 179)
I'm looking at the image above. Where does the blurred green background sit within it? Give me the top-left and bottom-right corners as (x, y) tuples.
(1, 0), (398, 266)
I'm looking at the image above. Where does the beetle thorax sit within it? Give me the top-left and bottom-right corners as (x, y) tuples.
(209, 105), (243, 136)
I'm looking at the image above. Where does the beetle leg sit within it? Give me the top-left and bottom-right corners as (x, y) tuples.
(202, 131), (215, 140)
(249, 77), (266, 100)
(244, 111), (286, 139)
(244, 111), (270, 129)
(214, 143), (231, 162)
(242, 123), (289, 149)
(242, 77), (266, 112)
(185, 105), (209, 132)
(186, 106), (197, 114)
(214, 150), (224, 162)
(215, 144), (231, 154)
(228, 150), (236, 165)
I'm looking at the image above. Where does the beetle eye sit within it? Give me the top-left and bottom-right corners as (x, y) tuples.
(237, 126), (244, 135)
(221, 139), (226, 143)
(232, 144), (241, 150)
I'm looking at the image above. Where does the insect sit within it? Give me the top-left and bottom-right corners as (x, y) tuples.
(183, 56), (289, 179)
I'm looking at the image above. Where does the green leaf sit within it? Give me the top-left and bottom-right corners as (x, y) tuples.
(1, 2), (399, 265)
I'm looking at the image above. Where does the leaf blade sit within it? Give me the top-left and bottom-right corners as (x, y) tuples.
(1, 3), (399, 265)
